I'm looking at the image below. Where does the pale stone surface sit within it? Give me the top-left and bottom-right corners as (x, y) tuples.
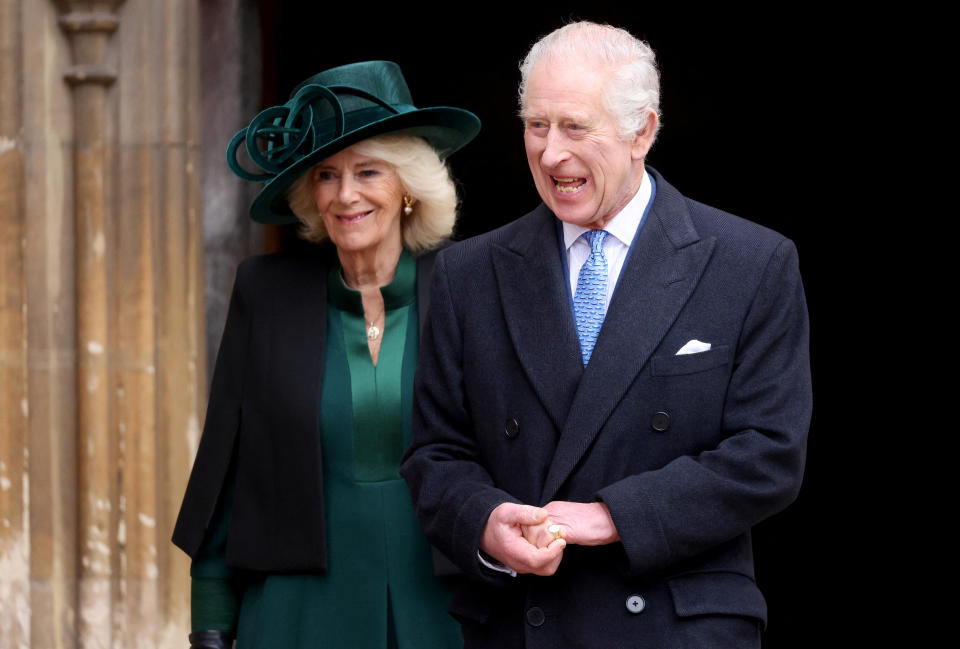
(0, 0), (210, 645)
(200, 0), (264, 379)
(1, 1), (30, 646)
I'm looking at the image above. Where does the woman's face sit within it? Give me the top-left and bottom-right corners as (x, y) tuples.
(311, 144), (404, 255)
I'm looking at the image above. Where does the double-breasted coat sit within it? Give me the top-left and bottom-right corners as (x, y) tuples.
(400, 168), (812, 648)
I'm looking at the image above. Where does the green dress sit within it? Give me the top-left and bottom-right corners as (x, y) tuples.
(191, 251), (462, 649)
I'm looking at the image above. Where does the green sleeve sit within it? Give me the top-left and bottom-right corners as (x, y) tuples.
(189, 459), (242, 632)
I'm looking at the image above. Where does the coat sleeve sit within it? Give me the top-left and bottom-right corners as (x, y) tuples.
(400, 251), (521, 583)
(189, 458), (242, 633)
(596, 238), (812, 576)
(172, 260), (252, 558)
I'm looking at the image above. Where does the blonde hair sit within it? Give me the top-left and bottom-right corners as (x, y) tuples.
(285, 134), (458, 254)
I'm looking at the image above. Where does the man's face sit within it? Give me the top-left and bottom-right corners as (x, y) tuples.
(522, 59), (653, 230)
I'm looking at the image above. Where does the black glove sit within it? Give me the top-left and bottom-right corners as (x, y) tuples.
(188, 630), (234, 649)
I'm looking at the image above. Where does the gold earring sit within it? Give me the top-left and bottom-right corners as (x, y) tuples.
(403, 194), (415, 216)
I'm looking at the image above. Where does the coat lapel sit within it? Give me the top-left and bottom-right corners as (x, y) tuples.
(540, 172), (717, 502)
(491, 205), (583, 433)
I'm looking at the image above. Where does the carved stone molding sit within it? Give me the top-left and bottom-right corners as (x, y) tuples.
(57, 7), (121, 86)
(57, 10), (121, 32)
(53, 2), (126, 647)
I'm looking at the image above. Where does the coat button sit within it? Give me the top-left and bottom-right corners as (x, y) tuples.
(505, 418), (520, 438)
(626, 594), (646, 614)
(650, 411), (670, 432)
(526, 606), (545, 627)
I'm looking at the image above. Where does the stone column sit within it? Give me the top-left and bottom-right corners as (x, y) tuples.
(107, 2), (156, 643)
(20, 2), (79, 646)
(0, 0), (30, 646)
(50, 1), (204, 646)
(4, 2), (82, 646)
(56, 2), (124, 647)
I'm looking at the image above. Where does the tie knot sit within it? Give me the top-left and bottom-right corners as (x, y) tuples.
(583, 229), (607, 254)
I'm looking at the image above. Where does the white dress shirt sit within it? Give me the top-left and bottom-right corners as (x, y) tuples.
(562, 170), (653, 303)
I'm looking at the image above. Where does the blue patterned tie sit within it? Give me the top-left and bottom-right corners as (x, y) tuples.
(573, 230), (608, 366)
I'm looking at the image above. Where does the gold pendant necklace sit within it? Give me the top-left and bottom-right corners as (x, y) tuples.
(366, 304), (384, 342)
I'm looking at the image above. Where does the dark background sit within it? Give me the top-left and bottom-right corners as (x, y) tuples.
(255, 4), (890, 646)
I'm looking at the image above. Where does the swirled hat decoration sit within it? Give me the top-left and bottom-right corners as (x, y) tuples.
(227, 60), (481, 224)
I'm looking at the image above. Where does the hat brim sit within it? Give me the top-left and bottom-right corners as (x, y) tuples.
(247, 106), (481, 225)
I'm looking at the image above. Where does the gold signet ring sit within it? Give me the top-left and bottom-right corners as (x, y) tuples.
(548, 524), (564, 540)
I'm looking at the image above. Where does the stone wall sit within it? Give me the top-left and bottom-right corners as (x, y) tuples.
(0, 1), (221, 645)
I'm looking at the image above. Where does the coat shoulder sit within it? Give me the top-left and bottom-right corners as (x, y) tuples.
(231, 246), (334, 298)
(686, 197), (790, 252)
(440, 206), (551, 273)
(650, 168), (793, 262)
(237, 246), (333, 277)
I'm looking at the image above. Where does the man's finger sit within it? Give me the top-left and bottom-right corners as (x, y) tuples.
(510, 535), (565, 570)
(521, 520), (563, 549)
(527, 538), (566, 576)
(495, 502), (547, 525)
(516, 505), (548, 525)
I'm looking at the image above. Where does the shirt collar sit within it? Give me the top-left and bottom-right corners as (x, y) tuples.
(562, 169), (652, 251)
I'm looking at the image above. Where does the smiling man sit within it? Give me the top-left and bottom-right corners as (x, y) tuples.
(401, 21), (812, 649)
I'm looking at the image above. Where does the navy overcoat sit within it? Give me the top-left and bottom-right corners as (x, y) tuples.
(400, 168), (812, 649)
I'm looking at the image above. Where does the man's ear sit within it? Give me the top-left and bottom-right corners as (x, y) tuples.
(631, 110), (659, 161)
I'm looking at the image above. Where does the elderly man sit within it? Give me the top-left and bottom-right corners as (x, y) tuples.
(400, 21), (811, 649)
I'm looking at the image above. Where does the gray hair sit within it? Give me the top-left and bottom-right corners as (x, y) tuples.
(286, 134), (458, 254)
(518, 21), (661, 142)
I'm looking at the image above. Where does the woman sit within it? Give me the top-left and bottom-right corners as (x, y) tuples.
(172, 60), (480, 649)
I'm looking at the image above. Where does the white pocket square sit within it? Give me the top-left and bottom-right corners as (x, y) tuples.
(676, 339), (711, 355)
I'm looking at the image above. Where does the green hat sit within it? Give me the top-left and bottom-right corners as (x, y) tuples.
(227, 60), (481, 224)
